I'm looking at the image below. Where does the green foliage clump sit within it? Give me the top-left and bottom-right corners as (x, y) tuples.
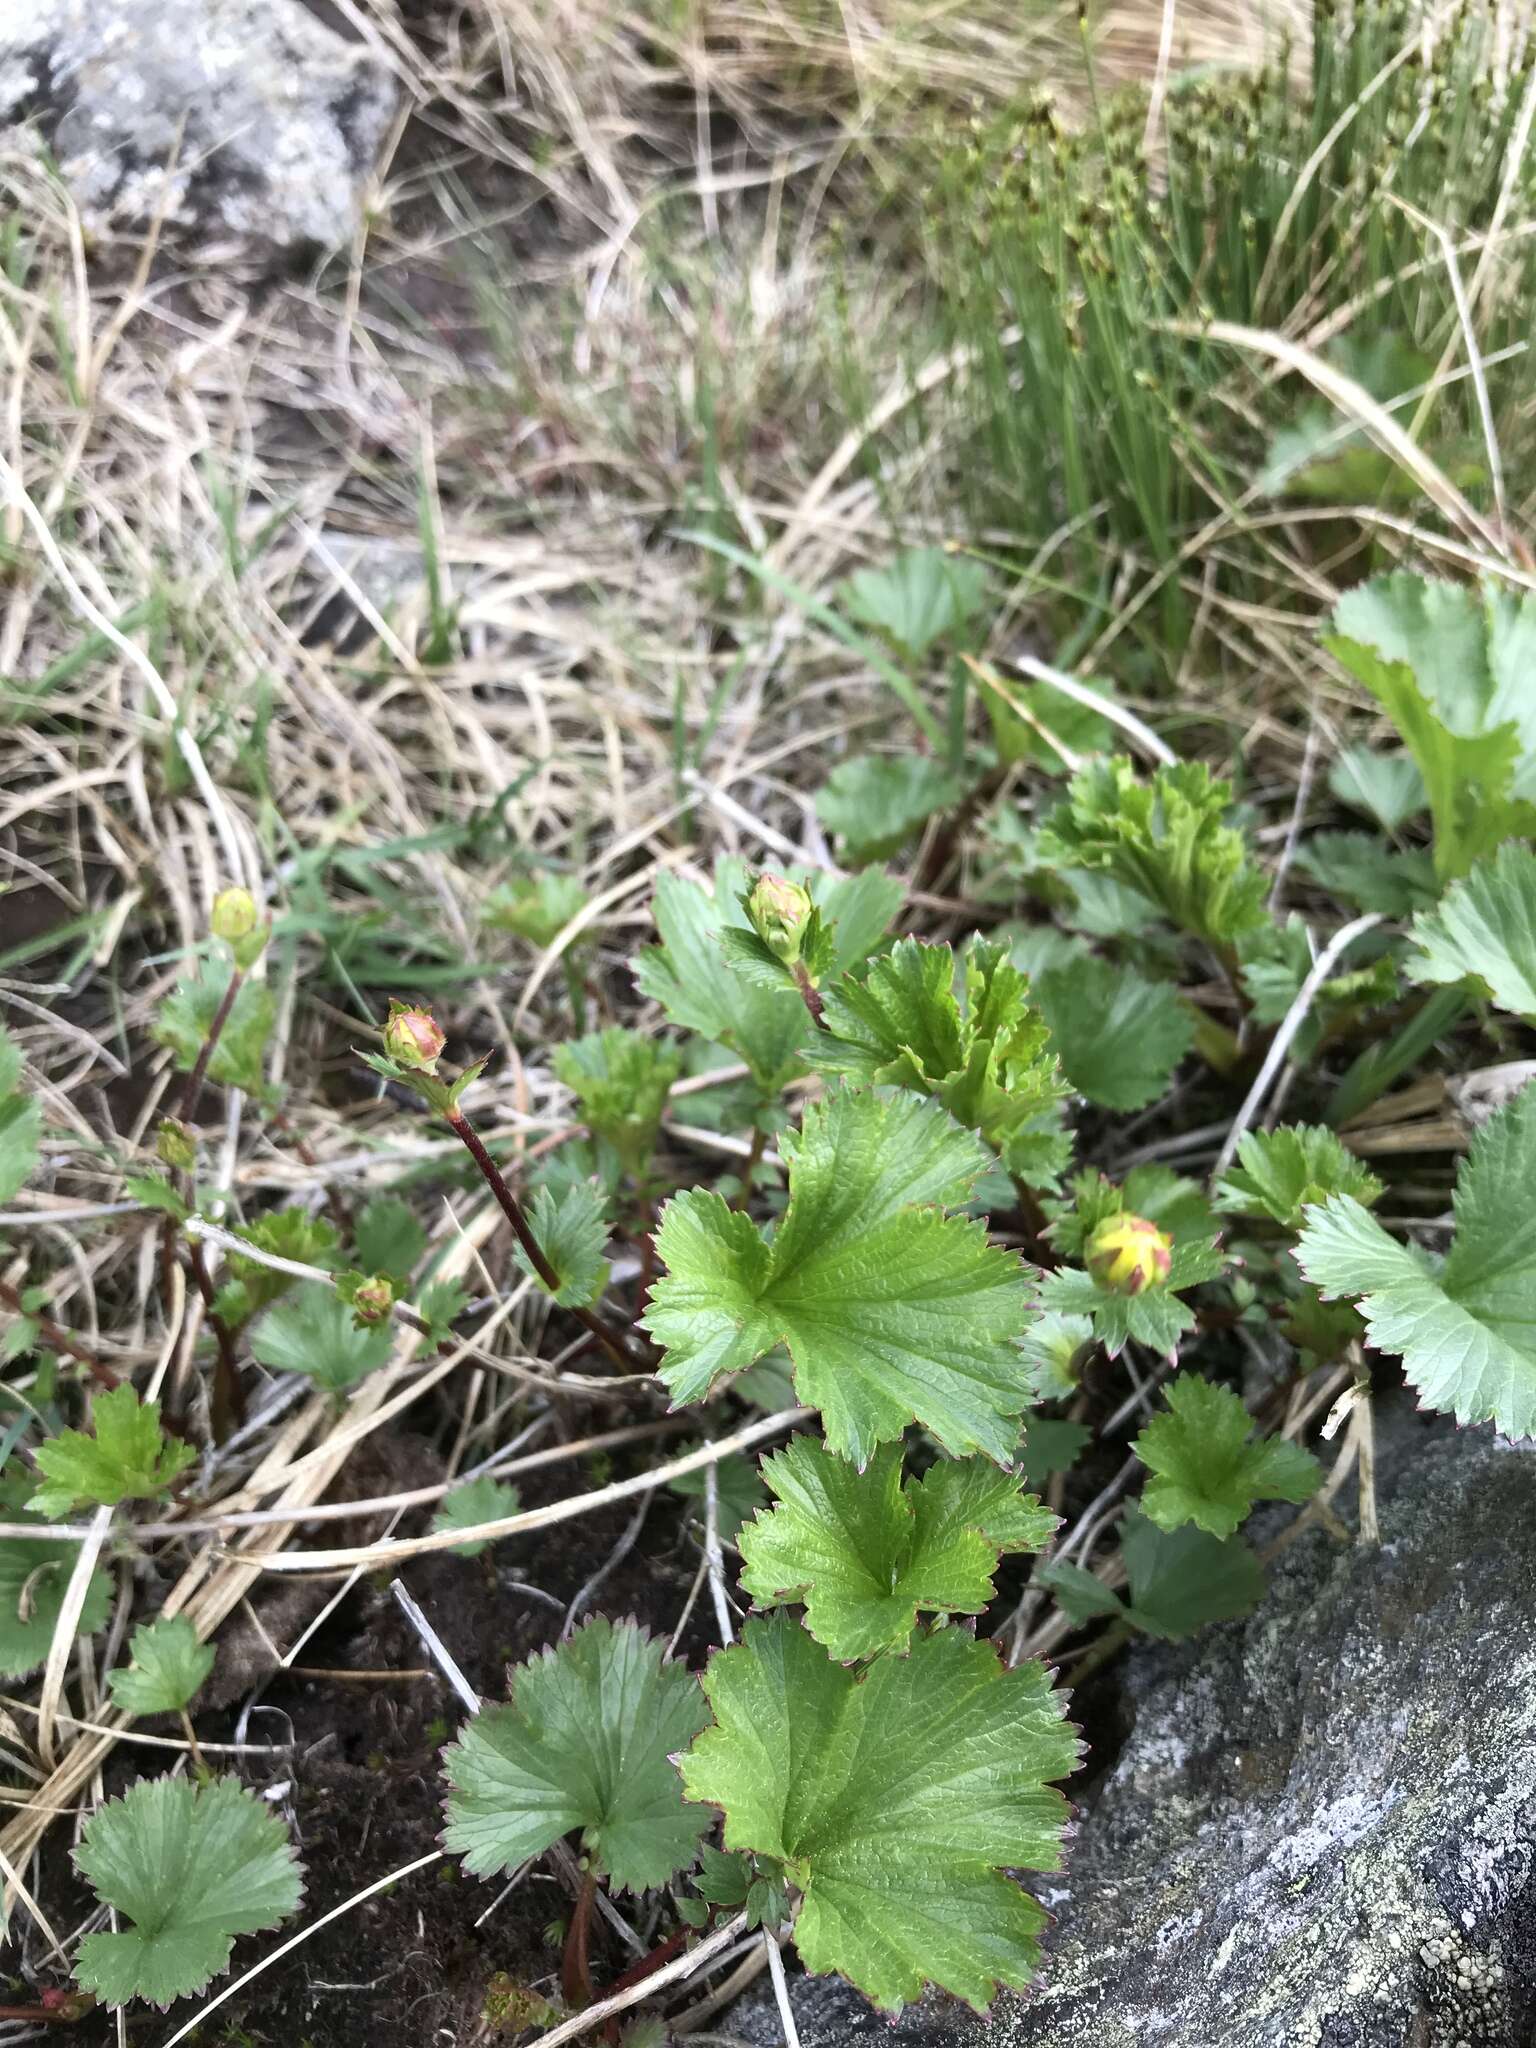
(31, 1386), (195, 1519)
(1036, 759), (1268, 952)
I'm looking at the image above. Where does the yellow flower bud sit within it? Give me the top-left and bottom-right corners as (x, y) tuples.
(1085, 1213), (1172, 1295)
(348, 1274), (395, 1325)
(211, 887), (258, 944)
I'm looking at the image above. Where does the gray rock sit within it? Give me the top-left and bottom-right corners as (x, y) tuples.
(0, 0), (397, 254)
(740, 1415), (1536, 2048)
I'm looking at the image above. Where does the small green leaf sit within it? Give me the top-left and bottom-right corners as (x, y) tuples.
(1215, 1124), (1383, 1229)
(442, 1617), (709, 1892)
(1017, 1416), (1091, 1488)
(738, 1439), (1053, 1660)
(668, 1451), (767, 1543)
(353, 1196), (427, 1285)
(1019, 1312), (1094, 1399)
(1327, 746), (1427, 832)
(1408, 840), (1536, 1019)
(30, 1386), (196, 1519)
(415, 1277), (470, 1344)
(837, 547), (989, 660)
(123, 1173), (190, 1222)
(816, 756), (966, 862)
(0, 1481), (113, 1676)
(554, 1029), (682, 1178)
(645, 1088), (1034, 1464)
(250, 1283), (394, 1395)
(152, 962), (275, 1095)
(73, 1776), (302, 2008)
(1132, 1375), (1322, 1538)
(1293, 832), (1438, 917)
(515, 1181), (610, 1307)
(484, 872), (589, 949)
(1295, 1081), (1536, 1435)
(681, 1612), (1077, 2013)
(107, 1617), (215, 1716)
(1035, 758), (1269, 948)
(220, 1209), (341, 1324)
(431, 1475), (522, 1558)
(812, 938), (1066, 1169)
(634, 859), (900, 1094)
(0, 1023), (40, 1205)
(1118, 1506), (1266, 1637)
(1034, 957), (1193, 1111)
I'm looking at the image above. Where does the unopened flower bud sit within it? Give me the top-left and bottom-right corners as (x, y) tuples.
(348, 1273), (395, 1325)
(746, 873), (814, 965)
(1085, 1213), (1172, 1295)
(383, 1001), (444, 1073)
(211, 886), (267, 967)
(211, 887), (258, 944)
(155, 1118), (196, 1173)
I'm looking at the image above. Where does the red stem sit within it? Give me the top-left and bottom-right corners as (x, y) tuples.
(0, 1279), (119, 1390)
(446, 1109), (641, 1373)
(177, 964), (246, 1123)
(561, 1865), (598, 2009)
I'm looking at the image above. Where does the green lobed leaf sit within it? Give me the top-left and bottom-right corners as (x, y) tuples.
(681, 1612), (1078, 2014)
(1034, 956), (1194, 1110)
(1408, 840), (1536, 1019)
(73, 1776), (302, 2008)
(644, 1088), (1035, 1464)
(215, 1208), (342, 1326)
(1327, 745), (1427, 832)
(816, 756), (966, 862)
(107, 1616), (215, 1716)
(441, 1617), (709, 1892)
(1019, 1311), (1094, 1399)
(514, 1180), (611, 1308)
(1132, 1374), (1321, 1538)
(30, 1386), (196, 1519)
(1215, 1124), (1383, 1229)
(0, 1478), (112, 1676)
(250, 1283), (394, 1395)
(484, 871), (589, 949)
(0, 1022), (40, 1205)
(837, 547), (989, 660)
(1327, 574), (1536, 879)
(1293, 831), (1438, 918)
(1017, 1415), (1091, 1488)
(811, 938), (1066, 1166)
(633, 859), (901, 1095)
(353, 1196), (427, 1285)
(554, 1028), (682, 1177)
(152, 961), (275, 1095)
(1035, 757), (1269, 948)
(1118, 1506), (1266, 1637)
(738, 1439), (1053, 1660)
(1294, 1082), (1536, 1436)
(431, 1475), (522, 1558)
(1035, 1509), (1265, 1640)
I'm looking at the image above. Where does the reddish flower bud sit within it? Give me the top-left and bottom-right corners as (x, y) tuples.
(383, 1001), (445, 1073)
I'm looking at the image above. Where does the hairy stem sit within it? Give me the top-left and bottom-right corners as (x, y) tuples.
(446, 1109), (641, 1373)
(790, 961), (824, 1027)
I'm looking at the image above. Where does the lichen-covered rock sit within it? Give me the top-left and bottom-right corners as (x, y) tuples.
(0, 0), (397, 254)
(738, 1413), (1536, 2048)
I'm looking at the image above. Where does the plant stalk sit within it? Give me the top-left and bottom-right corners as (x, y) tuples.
(0, 1278), (119, 1390)
(446, 1108), (641, 1373)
